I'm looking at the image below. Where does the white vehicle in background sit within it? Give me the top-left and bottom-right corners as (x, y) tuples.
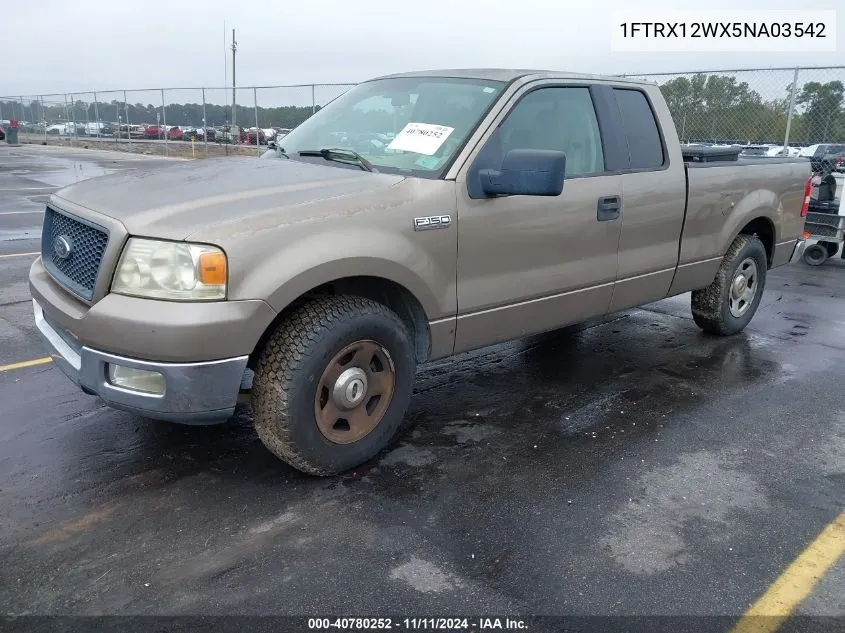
(799, 144), (821, 158)
(85, 122), (106, 136)
(766, 145), (800, 157)
(45, 123), (82, 136)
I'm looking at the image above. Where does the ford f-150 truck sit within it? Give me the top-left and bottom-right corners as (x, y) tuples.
(30, 69), (811, 475)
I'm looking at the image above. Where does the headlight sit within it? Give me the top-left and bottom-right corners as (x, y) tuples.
(111, 238), (227, 300)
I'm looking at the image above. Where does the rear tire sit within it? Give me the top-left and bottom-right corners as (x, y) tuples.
(691, 234), (767, 336)
(803, 244), (828, 266)
(251, 295), (416, 475)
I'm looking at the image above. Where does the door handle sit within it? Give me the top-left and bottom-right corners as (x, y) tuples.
(597, 195), (622, 221)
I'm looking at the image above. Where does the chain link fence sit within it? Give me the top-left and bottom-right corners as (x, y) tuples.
(3, 68), (843, 156)
(622, 66), (845, 151)
(0, 83), (356, 157)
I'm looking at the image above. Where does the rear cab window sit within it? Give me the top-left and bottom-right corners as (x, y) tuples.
(612, 88), (666, 170)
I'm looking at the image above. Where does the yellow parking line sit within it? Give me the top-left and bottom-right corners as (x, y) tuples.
(0, 357), (52, 373)
(730, 511), (845, 633)
(0, 251), (39, 260)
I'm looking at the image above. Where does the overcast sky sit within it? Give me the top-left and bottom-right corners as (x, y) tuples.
(2, 0), (843, 96)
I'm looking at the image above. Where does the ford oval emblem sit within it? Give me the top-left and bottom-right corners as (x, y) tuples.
(53, 235), (73, 260)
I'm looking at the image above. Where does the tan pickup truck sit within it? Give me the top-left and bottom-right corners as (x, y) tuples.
(30, 69), (811, 475)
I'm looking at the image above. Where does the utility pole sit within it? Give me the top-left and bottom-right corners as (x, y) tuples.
(231, 28), (237, 130)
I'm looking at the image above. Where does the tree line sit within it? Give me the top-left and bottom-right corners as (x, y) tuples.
(658, 74), (844, 144)
(3, 74), (844, 143)
(1, 99), (320, 129)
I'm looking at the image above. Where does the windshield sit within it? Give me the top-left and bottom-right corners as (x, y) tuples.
(269, 76), (505, 177)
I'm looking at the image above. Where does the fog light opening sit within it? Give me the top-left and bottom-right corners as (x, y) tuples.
(107, 364), (165, 395)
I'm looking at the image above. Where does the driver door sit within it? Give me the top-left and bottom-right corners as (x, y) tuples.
(454, 83), (623, 353)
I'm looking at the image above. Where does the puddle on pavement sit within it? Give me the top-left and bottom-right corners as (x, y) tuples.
(10, 162), (116, 188)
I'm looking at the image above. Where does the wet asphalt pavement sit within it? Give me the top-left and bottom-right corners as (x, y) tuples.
(0, 145), (843, 626)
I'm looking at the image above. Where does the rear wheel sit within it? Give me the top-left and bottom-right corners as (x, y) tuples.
(692, 234), (767, 335)
(804, 244), (828, 266)
(251, 295), (416, 475)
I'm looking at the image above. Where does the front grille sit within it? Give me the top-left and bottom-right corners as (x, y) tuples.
(41, 206), (109, 300)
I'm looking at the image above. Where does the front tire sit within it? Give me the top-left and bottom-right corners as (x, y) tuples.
(691, 234), (767, 336)
(251, 295), (416, 475)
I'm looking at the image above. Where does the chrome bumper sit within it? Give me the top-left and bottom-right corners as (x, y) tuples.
(33, 299), (249, 424)
(789, 239), (807, 265)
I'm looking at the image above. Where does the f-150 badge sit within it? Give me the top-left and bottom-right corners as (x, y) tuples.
(414, 215), (452, 231)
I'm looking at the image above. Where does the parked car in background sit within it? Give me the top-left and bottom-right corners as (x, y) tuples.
(184, 127), (218, 142)
(819, 150), (845, 173)
(740, 145), (771, 157)
(766, 145), (800, 157)
(114, 124), (145, 139)
(144, 124), (164, 139)
(801, 143), (845, 170)
(216, 125), (245, 144)
(246, 128), (266, 145)
(85, 122), (108, 136)
(167, 126), (183, 141)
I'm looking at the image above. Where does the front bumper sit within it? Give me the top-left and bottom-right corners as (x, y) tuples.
(33, 299), (249, 423)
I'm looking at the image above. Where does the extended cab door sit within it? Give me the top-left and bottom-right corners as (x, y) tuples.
(453, 82), (623, 353)
(605, 85), (687, 312)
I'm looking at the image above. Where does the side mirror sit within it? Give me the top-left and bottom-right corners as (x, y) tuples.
(479, 149), (566, 196)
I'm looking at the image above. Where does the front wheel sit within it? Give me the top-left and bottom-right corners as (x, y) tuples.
(251, 295), (416, 475)
(691, 234), (767, 336)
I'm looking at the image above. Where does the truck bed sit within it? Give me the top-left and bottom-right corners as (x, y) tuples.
(669, 157), (810, 295)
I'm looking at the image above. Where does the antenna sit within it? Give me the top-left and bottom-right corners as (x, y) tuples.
(231, 29), (237, 129)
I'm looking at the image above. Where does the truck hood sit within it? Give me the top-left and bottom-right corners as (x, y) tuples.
(51, 157), (405, 240)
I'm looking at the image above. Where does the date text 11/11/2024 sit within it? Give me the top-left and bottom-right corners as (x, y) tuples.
(307, 617), (528, 630)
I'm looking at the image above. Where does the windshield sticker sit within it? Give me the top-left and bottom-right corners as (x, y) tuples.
(387, 122), (455, 155)
(414, 155), (442, 170)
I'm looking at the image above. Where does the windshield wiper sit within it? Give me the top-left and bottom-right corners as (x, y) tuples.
(298, 148), (378, 173)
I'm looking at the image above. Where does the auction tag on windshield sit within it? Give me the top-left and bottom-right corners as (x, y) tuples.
(387, 122), (454, 155)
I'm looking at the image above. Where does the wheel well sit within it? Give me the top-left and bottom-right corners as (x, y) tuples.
(248, 276), (431, 369)
(739, 218), (775, 267)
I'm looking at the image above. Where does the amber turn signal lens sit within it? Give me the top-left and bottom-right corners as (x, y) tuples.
(803, 231), (811, 240)
(198, 251), (227, 285)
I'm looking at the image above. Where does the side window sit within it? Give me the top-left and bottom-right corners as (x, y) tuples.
(613, 88), (665, 170)
(498, 87), (605, 177)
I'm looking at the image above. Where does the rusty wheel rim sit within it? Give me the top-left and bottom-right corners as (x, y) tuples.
(314, 340), (396, 444)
